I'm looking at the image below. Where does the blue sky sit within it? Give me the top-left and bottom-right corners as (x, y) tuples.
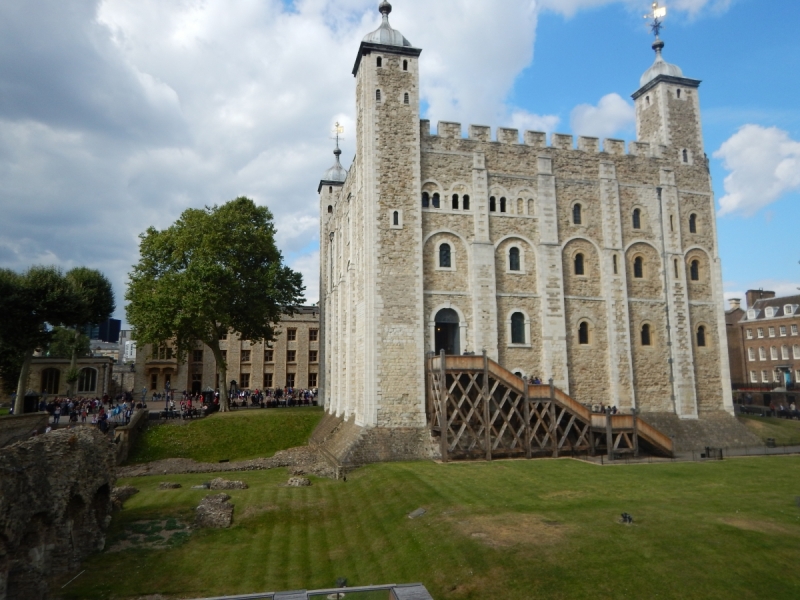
(0, 0), (798, 327)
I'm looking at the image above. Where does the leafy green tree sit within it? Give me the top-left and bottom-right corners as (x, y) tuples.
(126, 197), (304, 411)
(46, 326), (91, 359)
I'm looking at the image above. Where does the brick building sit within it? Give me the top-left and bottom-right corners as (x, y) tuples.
(319, 1), (733, 450)
(729, 290), (800, 390)
(134, 307), (320, 396)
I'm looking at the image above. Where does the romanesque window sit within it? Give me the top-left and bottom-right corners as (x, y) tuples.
(573, 203), (582, 225)
(422, 192), (429, 208)
(574, 253), (585, 276)
(403, 60), (408, 71)
(697, 326), (707, 347)
(452, 194), (459, 210)
(646, 95), (650, 106)
(509, 247), (521, 272)
(690, 260), (699, 281)
(327, 205), (332, 213)
(404, 92), (409, 105)
(578, 321), (590, 345)
(329, 186), (332, 193)
(633, 256), (644, 279)
(432, 193), (440, 208)
(393, 211), (399, 226)
(689, 214), (697, 233)
(377, 57), (382, 68)
(511, 313), (526, 344)
(376, 89), (381, 102)
(489, 196), (496, 212)
(439, 243), (452, 268)
(77, 368), (97, 393)
(463, 195), (470, 210)
(499, 197), (507, 213)
(633, 208), (641, 230)
(528, 199), (535, 215)
(677, 89), (682, 99)
(641, 324), (652, 346)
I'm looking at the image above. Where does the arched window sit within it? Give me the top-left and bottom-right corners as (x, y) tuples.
(613, 254), (618, 275)
(376, 89), (381, 102)
(634, 256), (644, 279)
(509, 247), (521, 272)
(393, 211), (399, 226)
(404, 92), (409, 105)
(689, 214), (697, 233)
(377, 57), (382, 68)
(511, 312), (526, 344)
(489, 196), (497, 212)
(633, 208), (641, 230)
(578, 322), (590, 345)
(677, 88), (681, 99)
(421, 192), (429, 208)
(77, 368), (97, 393)
(641, 324), (651, 346)
(328, 186), (332, 193)
(452, 194), (459, 210)
(573, 203), (582, 225)
(690, 260), (700, 281)
(403, 60), (408, 71)
(682, 149), (688, 163)
(432, 193), (440, 209)
(574, 253), (585, 276)
(327, 205), (333, 214)
(463, 195), (470, 210)
(500, 197), (507, 213)
(439, 243), (451, 268)
(40, 368), (60, 394)
(697, 326), (707, 347)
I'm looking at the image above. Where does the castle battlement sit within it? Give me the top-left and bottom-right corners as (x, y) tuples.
(421, 119), (671, 159)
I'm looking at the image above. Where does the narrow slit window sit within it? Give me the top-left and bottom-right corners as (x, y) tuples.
(690, 260), (700, 281)
(697, 326), (707, 347)
(509, 247), (521, 272)
(403, 92), (409, 105)
(677, 89), (681, 99)
(574, 253), (585, 276)
(634, 256), (644, 279)
(641, 324), (652, 346)
(613, 254), (618, 275)
(682, 149), (688, 163)
(578, 322), (590, 345)
(573, 203), (582, 225)
(670, 215), (674, 232)
(393, 211), (399, 226)
(489, 196), (496, 212)
(421, 192), (429, 208)
(403, 60), (408, 71)
(463, 195), (470, 210)
(432, 193), (440, 208)
(689, 214), (697, 233)
(439, 243), (451, 268)
(376, 89), (381, 102)
(377, 57), (382, 68)
(674, 259), (679, 279)
(452, 194), (459, 210)
(500, 197), (507, 213)
(511, 312), (526, 344)
(327, 205), (333, 214)
(633, 208), (641, 230)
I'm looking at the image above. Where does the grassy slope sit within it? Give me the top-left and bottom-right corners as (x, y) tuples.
(128, 407), (324, 464)
(739, 415), (800, 445)
(63, 457), (800, 600)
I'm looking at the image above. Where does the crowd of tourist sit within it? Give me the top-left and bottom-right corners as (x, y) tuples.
(38, 393), (135, 432)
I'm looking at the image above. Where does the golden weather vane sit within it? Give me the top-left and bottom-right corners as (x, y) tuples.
(644, 2), (667, 39)
(331, 122), (345, 147)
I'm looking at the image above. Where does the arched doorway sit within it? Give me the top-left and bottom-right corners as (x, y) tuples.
(435, 308), (460, 355)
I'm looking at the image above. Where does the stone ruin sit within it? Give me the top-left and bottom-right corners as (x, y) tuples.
(0, 427), (116, 599)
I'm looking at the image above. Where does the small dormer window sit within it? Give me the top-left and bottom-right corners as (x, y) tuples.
(785, 305), (794, 316)
(747, 309), (756, 320)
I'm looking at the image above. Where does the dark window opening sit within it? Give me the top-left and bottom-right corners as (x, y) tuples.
(641, 324), (652, 346)
(573, 203), (582, 225)
(697, 326), (707, 347)
(579, 322), (590, 345)
(634, 256), (644, 279)
(452, 194), (459, 210)
(509, 247), (521, 271)
(511, 312), (526, 344)
(677, 88), (681, 99)
(422, 192), (429, 208)
(689, 214), (697, 233)
(463, 195), (470, 210)
(393, 211), (399, 226)
(690, 260), (700, 281)
(432, 193), (440, 208)
(439, 243), (451, 268)
(403, 60), (408, 71)
(500, 197), (507, 213)
(682, 148), (688, 163)
(674, 259), (679, 279)
(376, 89), (381, 102)
(574, 253), (585, 276)
(613, 254), (618, 275)
(633, 208), (641, 230)
(328, 186), (332, 193)
(670, 215), (674, 232)
(377, 57), (382, 68)
(327, 205), (333, 214)
(489, 196), (496, 212)
(404, 92), (409, 105)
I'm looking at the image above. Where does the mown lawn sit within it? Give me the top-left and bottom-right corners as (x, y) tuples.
(61, 457), (800, 599)
(128, 407), (323, 463)
(739, 415), (800, 445)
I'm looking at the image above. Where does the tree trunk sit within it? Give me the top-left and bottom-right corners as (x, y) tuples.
(209, 342), (230, 412)
(14, 352), (33, 415)
(68, 327), (80, 398)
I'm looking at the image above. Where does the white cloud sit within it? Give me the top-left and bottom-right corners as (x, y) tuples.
(725, 280), (800, 309)
(714, 125), (800, 216)
(570, 93), (635, 140)
(539, 0), (733, 18)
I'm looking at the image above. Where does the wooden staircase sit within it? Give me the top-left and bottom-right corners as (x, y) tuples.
(426, 352), (673, 461)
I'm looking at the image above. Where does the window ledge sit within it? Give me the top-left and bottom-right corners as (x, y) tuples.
(507, 344), (532, 349)
(435, 267), (456, 272)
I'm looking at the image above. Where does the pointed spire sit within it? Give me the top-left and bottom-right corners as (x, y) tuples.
(321, 124), (347, 186)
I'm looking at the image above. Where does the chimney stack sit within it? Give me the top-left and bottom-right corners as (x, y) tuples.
(728, 298), (741, 311)
(745, 289), (776, 309)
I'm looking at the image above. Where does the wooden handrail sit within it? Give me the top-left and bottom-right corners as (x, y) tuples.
(636, 418), (674, 452)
